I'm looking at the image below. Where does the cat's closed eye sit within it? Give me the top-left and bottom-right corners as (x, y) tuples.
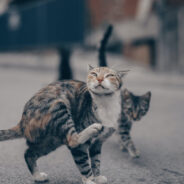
(105, 74), (115, 78)
(90, 72), (97, 77)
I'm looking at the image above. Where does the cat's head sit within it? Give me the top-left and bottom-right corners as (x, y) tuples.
(122, 89), (151, 121)
(87, 65), (128, 96)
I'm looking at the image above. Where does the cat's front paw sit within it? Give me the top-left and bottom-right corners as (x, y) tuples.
(94, 175), (107, 184)
(97, 126), (116, 142)
(88, 123), (103, 137)
(82, 177), (96, 184)
(103, 126), (116, 136)
(33, 172), (49, 183)
(78, 123), (103, 145)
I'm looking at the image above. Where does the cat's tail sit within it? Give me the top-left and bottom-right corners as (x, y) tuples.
(0, 124), (23, 141)
(98, 24), (113, 67)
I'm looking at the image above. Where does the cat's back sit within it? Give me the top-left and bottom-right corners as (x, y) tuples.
(19, 80), (86, 140)
(23, 80), (85, 111)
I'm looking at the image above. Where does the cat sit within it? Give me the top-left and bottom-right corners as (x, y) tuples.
(98, 24), (151, 158)
(118, 89), (151, 158)
(0, 66), (127, 184)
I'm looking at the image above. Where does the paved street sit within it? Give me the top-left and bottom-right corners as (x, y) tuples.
(0, 50), (184, 184)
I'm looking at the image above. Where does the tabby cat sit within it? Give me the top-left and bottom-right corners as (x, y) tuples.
(98, 25), (151, 158)
(118, 89), (151, 158)
(0, 66), (127, 184)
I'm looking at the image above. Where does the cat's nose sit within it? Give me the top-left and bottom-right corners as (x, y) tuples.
(97, 78), (104, 83)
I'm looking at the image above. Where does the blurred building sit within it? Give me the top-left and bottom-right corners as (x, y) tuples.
(87, 0), (184, 73)
(88, 0), (139, 26)
(1, 0), (184, 73)
(156, 0), (184, 73)
(0, 0), (85, 80)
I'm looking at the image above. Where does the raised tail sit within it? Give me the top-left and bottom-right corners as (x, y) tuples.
(0, 124), (22, 141)
(98, 24), (113, 67)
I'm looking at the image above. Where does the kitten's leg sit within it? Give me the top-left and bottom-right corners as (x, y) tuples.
(89, 140), (107, 184)
(70, 144), (96, 184)
(125, 139), (140, 158)
(118, 121), (140, 158)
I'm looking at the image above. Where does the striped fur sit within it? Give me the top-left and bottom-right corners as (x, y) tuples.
(0, 66), (123, 184)
(118, 89), (151, 158)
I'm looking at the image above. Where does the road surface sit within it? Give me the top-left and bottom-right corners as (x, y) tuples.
(0, 50), (184, 184)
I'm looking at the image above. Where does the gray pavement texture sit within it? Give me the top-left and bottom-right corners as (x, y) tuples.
(0, 50), (184, 184)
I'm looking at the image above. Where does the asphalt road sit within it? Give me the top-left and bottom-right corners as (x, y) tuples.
(0, 51), (184, 184)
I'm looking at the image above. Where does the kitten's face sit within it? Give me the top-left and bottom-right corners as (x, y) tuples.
(87, 66), (125, 95)
(123, 89), (151, 121)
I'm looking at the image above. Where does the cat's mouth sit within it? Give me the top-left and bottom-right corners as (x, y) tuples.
(89, 84), (114, 96)
(95, 84), (108, 90)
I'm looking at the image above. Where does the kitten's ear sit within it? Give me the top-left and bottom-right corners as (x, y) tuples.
(88, 64), (94, 71)
(145, 91), (151, 99)
(117, 70), (130, 78)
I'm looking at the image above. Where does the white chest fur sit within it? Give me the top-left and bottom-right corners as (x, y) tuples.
(93, 91), (121, 129)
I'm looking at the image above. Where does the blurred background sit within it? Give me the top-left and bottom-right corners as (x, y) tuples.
(0, 0), (184, 184)
(0, 0), (184, 76)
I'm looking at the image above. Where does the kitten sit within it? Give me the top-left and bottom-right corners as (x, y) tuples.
(118, 89), (151, 158)
(98, 25), (151, 158)
(0, 66), (126, 184)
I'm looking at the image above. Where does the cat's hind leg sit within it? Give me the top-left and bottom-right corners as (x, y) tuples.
(24, 147), (49, 182)
(24, 139), (61, 182)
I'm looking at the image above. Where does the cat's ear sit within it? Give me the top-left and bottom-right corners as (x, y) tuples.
(88, 64), (94, 71)
(117, 70), (130, 78)
(145, 91), (151, 99)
